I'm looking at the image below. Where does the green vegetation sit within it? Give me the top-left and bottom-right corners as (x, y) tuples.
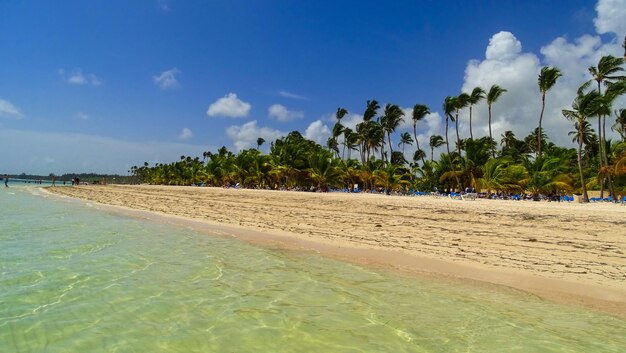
(131, 56), (626, 202)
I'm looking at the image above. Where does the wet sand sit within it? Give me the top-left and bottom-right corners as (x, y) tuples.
(47, 184), (626, 318)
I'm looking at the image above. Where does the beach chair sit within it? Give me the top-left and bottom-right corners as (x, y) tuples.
(461, 192), (477, 201)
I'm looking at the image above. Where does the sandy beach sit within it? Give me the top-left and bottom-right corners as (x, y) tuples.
(47, 185), (626, 317)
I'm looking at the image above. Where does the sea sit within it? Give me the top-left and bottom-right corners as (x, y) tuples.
(1, 183), (625, 352)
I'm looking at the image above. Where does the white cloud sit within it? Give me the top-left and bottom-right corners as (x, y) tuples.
(0, 99), (23, 118)
(153, 68), (180, 89)
(304, 120), (331, 145)
(0, 127), (209, 175)
(207, 93), (251, 118)
(76, 112), (89, 120)
(268, 104), (304, 122)
(59, 68), (101, 86)
(179, 127), (192, 140)
(278, 90), (307, 100)
(594, 0), (626, 37)
(226, 120), (285, 151)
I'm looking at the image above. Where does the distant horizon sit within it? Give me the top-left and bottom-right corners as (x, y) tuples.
(1, 0), (624, 175)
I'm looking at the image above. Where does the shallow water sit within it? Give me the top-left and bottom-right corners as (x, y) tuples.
(1, 186), (625, 352)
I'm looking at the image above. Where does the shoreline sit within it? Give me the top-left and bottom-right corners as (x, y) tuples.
(44, 185), (626, 318)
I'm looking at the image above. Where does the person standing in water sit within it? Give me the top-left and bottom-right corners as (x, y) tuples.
(4, 174), (8, 187)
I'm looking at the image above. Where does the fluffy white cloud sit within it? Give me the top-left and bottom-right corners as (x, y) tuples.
(278, 90), (307, 100)
(459, 24), (624, 149)
(485, 31), (523, 61)
(594, 0), (626, 37)
(153, 68), (180, 89)
(304, 120), (331, 145)
(226, 120), (285, 151)
(268, 104), (304, 122)
(179, 127), (192, 140)
(207, 93), (251, 118)
(0, 99), (23, 118)
(59, 68), (101, 86)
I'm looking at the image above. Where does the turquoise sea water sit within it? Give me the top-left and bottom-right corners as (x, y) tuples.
(1, 186), (625, 352)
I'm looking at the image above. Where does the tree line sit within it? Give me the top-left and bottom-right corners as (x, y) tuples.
(130, 54), (626, 202)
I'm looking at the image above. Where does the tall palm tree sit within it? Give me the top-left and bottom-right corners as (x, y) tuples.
(256, 137), (265, 151)
(467, 87), (485, 140)
(411, 104), (430, 165)
(453, 93), (470, 155)
(562, 88), (602, 203)
(588, 56), (624, 180)
(380, 103), (405, 160)
(331, 122), (345, 158)
(537, 66), (562, 158)
(487, 84), (507, 158)
(334, 107), (348, 159)
(429, 135), (445, 162)
(442, 96), (455, 155)
(398, 132), (413, 155)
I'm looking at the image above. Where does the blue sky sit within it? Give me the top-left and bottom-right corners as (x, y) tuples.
(1, 0), (624, 175)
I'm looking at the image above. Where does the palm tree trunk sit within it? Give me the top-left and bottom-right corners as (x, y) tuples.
(603, 115), (616, 199)
(469, 105), (474, 140)
(488, 105), (495, 158)
(445, 118), (450, 155)
(577, 129), (589, 202)
(455, 111), (461, 156)
(538, 93), (545, 158)
(413, 125), (425, 165)
(431, 147), (434, 162)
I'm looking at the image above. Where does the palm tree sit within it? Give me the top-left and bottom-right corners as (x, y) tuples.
(256, 137), (265, 151)
(331, 122), (345, 158)
(442, 96), (455, 155)
(588, 56), (625, 189)
(562, 88), (603, 202)
(487, 85), (507, 158)
(429, 135), (445, 162)
(500, 130), (516, 149)
(411, 104), (430, 165)
(398, 132), (413, 155)
(381, 103), (405, 160)
(537, 66), (562, 158)
(467, 87), (485, 140)
(336, 107), (348, 122)
(453, 93), (470, 155)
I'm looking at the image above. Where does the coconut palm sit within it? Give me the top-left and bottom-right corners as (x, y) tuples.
(398, 132), (413, 155)
(487, 85), (507, 158)
(411, 104), (430, 165)
(500, 130), (516, 149)
(537, 66), (562, 158)
(331, 122), (345, 158)
(429, 135), (445, 162)
(452, 93), (470, 156)
(256, 137), (265, 151)
(467, 87), (485, 140)
(336, 107), (348, 122)
(380, 103), (405, 160)
(588, 55), (625, 195)
(442, 96), (455, 155)
(562, 88), (603, 202)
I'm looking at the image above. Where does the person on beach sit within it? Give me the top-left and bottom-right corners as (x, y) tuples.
(4, 174), (8, 187)
(51, 174), (56, 187)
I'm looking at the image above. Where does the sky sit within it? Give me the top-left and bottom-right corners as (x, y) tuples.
(1, 0), (625, 175)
